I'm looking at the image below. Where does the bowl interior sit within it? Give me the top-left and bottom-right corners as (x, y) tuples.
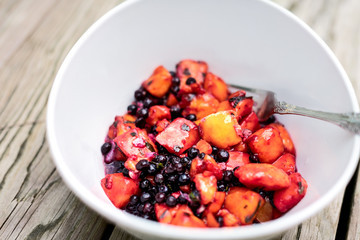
(47, 0), (360, 239)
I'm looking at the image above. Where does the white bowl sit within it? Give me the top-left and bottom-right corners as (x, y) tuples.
(46, 0), (360, 239)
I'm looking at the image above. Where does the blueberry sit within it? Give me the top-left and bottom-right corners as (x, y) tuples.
(185, 114), (197, 121)
(140, 192), (151, 203)
(185, 77), (196, 85)
(170, 85), (180, 95)
(167, 174), (178, 183)
(223, 170), (234, 182)
(129, 195), (139, 205)
(216, 149), (229, 162)
(187, 147), (199, 159)
(101, 142), (112, 155)
(170, 105), (182, 119)
(143, 98), (154, 108)
(156, 154), (167, 164)
(136, 159), (150, 171)
(122, 168), (130, 177)
(137, 108), (149, 118)
(158, 185), (169, 194)
(172, 76), (180, 85)
(137, 203), (145, 212)
(211, 146), (219, 155)
(143, 202), (154, 214)
(174, 162), (184, 172)
(155, 192), (166, 203)
(250, 154), (259, 163)
(148, 163), (157, 175)
(135, 117), (146, 128)
(171, 156), (181, 165)
(198, 152), (205, 159)
(178, 173), (190, 185)
(164, 163), (175, 174)
(177, 195), (187, 204)
(140, 179), (151, 190)
(170, 71), (176, 78)
(216, 216), (224, 227)
(127, 104), (138, 115)
(135, 89), (146, 101)
(166, 195), (177, 207)
(180, 156), (191, 166)
(217, 181), (227, 192)
(154, 173), (165, 184)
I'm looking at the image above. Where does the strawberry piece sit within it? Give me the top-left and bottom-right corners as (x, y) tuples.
(196, 139), (213, 155)
(234, 163), (290, 191)
(240, 111), (260, 132)
(194, 171), (217, 205)
(224, 187), (264, 225)
(246, 126), (284, 163)
(272, 153), (296, 175)
(155, 118), (170, 133)
(226, 151), (250, 170)
(114, 128), (157, 158)
(189, 157), (206, 178)
(176, 59), (208, 94)
(101, 173), (139, 208)
(204, 155), (223, 180)
(142, 65), (172, 98)
(273, 173), (308, 213)
(155, 118), (200, 155)
(146, 105), (171, 126)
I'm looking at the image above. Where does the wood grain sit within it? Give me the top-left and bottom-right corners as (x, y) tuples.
(0, 0), (358, 239)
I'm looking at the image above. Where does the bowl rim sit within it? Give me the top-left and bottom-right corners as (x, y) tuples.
(46, 0), (360, 239)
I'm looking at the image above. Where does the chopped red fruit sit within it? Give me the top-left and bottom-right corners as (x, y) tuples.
(155, 118), (200, 155)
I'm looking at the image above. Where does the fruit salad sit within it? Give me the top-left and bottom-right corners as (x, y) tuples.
(100, 59), (308, 228)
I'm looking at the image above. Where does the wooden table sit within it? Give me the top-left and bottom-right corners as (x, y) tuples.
(0, 0), (359, 239)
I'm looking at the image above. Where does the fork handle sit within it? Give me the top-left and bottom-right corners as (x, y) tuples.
(275, 101), (360, 134)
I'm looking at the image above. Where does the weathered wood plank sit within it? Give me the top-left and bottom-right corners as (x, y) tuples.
(347, 167), (360, 240)
(0, 0), (359, 239)
(0, 0), (122, 239)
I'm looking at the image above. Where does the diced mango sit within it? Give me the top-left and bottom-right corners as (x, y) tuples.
(217, 209), (239, 227)
(203, 72), (229, 101)
(224, 187), (264, 225)
(182, 93), (219, 119)
(199, 111), (242, 149)
(194, 171), (217, 205)
(142, 66), (172, 98)
(101, 173), (139, 208)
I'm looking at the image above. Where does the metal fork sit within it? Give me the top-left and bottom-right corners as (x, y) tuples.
(229, 84), (360, 134)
